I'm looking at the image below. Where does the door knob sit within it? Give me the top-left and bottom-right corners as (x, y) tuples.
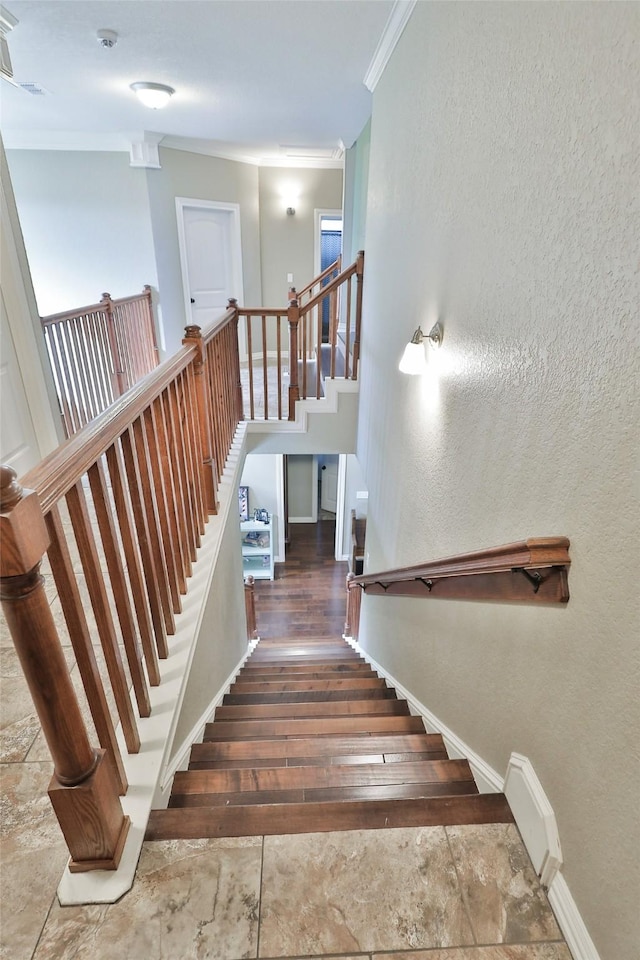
(190, 297), (195, 304)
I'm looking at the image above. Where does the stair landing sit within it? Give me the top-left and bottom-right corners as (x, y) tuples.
(146, 637), (513, 840)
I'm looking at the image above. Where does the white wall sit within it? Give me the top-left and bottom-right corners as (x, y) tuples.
(341, 454), (367, 558)
(358, 4), (639, 959)
(6, 150), (158, 316)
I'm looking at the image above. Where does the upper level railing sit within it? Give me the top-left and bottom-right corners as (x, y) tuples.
(237, 251), (364, 420)
(344, 538), (572, 639)
(41, 287), (159, 438)
(0, 307), (242, 872)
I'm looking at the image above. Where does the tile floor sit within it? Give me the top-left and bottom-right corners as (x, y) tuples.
(1, 558), (571, 960)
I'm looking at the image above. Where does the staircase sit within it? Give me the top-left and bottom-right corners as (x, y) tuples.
(146, 636), (513, 840)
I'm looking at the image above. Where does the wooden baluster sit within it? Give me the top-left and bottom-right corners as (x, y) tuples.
(142, 403), (182, 612)
(130, 416), (176, 635)
(144, 285), (160, 364)
(0, 466), (130, 871)
(150, 395), (187, 595)
(182, 365), (207, 535)
(175, 370), (204, 545)
(183, 325), (218, 514)
(288, 297), (300, 420)
(120, 426), (169, 658)
(344, 572), (362, 640)
(262, 314), (269, 419)
(66, 480), (140, 753)
(45, 504), (127, 794)
(104, 442), (160, 686)
(316, 299), (322, 399)
(344, 276), (352, 380)
(163, 383), (197, 566)
(247, 314), (255, 420)
(244, 575), (258, 641)
(277, 315), (283, 420)
(228, 300), (244, 422)
(329, 288), (337, 380)
(353, 250), (364, 381)
(101, 293), (126, 399)
(87, 459), (151, 715)
(206, 336), (224, 485)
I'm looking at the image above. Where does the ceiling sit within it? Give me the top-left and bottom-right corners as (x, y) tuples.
(1, 0), (396, 165)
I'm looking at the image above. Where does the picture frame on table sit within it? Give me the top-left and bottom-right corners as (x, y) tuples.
(238, 486), (249, 521)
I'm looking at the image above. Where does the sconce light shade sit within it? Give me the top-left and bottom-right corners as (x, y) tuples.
(286, 206), (296, 216)
(130, 81), (175, 109)
(398, 323), (443, 375)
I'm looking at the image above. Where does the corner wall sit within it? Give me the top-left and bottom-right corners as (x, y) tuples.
(357, 5), (639, 958)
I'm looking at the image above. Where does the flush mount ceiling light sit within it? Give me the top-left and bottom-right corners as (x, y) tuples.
(130, 81), (175, 109)
(398, 323), (443, 375)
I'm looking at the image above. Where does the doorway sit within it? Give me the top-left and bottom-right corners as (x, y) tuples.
(314, 209), (343, 341)
(283, 453), (347, 561)
(175, 198), (244, 339)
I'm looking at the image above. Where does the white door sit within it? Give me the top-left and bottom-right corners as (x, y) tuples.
(320, 456), (339, 513)
(176, 199), (243, 330)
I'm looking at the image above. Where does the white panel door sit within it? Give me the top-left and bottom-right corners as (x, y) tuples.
(177, 200), (243, 331)
(0, 289), (41, 476)
(320, 456), (339, 513)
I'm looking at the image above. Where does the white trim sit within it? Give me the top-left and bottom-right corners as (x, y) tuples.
(335, 453), (347, 561)
(275, 455), (286, 562)
(504, 753), (563, 888)
(344, 638), (503, 794)
(364, 1), (417, 92)
(175, 197), (245, 333)
(289, 516), (316, 524)
(548, 872), (602, 960)
(57, 425), (249, 905)
(314, 207), (342, 279)
(247, 376), (359, 436)
(156, 637), (260, 804)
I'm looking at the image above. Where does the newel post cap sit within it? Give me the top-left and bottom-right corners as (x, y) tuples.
(0, 466), (49, 577)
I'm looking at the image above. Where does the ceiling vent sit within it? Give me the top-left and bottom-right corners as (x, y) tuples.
(16, 81), (47, 96)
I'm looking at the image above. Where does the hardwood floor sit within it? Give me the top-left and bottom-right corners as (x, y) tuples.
(146, 522), (513, 840)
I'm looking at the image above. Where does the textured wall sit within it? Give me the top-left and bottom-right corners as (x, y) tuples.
(357, 4), (639, 958)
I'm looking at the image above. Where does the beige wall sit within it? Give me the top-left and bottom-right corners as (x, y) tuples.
(357, 4), (639, 958)
(258, 166), (343, 306)
(147, 147), (262, 355)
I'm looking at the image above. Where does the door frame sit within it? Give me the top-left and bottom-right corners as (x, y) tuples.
(313, 208), (343, 278)
(175, 198), (244, 340)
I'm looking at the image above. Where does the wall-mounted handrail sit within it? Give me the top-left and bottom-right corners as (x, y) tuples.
(345, 538), (571, 640)
(1, 305), (242, 872)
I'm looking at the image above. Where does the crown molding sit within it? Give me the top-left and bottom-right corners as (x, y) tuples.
(364, 0), (417, 92)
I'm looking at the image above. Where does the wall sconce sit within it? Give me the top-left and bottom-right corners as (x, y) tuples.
(398, 323), (443, 375)
(286, 206), (296, 216)
(130, 81), (175, 109)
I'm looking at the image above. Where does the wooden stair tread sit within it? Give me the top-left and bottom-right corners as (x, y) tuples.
(172, 758), (475, 795)
(213, 700), (410, 721)
(147, 793), (514, 840)
(190, 733), (445, 763)
(230, 677), (385, 691)
(202, 714), (426, 741)
(223, 688), (397, 705)
(239, 663), (374, 676)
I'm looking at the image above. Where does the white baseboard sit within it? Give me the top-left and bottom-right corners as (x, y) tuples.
(548, 872), (602, 960)
(344, 636), (599, 960)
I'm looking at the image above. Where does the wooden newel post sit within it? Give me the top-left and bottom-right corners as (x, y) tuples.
(353, 250), (365, 381)
(183, 324), (219, 514)
(344, 572), (362, 640)
(143, 284), (160, 357)
(287, 296), (300, 420)
(101, 291), (126, 398)
(244, 575), (258, 641)
(0, 466), (130, 871)
(227, 298), (244, 422)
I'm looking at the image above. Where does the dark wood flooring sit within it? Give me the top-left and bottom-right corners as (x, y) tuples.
(146, 522), (513, 840)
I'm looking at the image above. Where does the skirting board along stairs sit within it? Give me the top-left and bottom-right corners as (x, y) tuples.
(146, 636), (513, 840)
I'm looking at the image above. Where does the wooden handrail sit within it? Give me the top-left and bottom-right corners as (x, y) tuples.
(299, 259), (357, 317)
(2, 304), (242, 872)
(290, 255), (341, 303)
(345, 538), (571, 640)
